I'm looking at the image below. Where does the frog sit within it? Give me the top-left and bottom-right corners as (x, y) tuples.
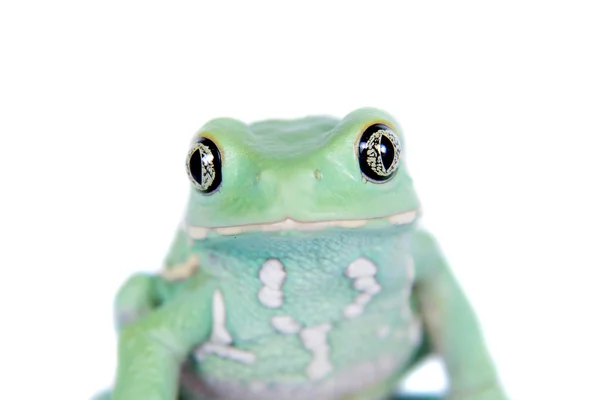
(100, 108), (507, 400)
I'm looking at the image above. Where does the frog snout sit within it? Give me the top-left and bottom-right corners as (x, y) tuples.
(257, 167), (321, 209)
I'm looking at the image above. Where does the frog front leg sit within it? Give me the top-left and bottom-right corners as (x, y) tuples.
(409, 229), (508, 400)
(112, 275), (216, 400)
(114, 273), (162, 330)
(114, 227), (196, 330)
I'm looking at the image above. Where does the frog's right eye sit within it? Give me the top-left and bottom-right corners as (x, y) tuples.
(357, 123), (401, 183)
(186, 137), (222, 195)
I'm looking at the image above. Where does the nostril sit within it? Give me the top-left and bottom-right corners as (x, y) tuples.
(314, 169), (322, 180)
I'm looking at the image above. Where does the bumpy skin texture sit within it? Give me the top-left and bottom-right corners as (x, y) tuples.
(103, 108), (507, 400)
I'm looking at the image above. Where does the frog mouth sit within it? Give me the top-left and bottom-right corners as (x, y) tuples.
(185, 209), (419, 240)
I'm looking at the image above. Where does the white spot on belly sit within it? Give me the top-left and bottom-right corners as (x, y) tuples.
(300, 323), (331, 350)
(258, 286), (284, 308)
(195, 289), (257, 364)
(354, 292), (372, 306)
(343, 257), (380, 319)
(259, 259), (286, 288)
(306, 351), (333, 380)
(300, 323), (333, 380)
(345, 257), (377, 278)
(353, 276), (381, 294)
(195, 342), (256, 364)
(342, 303), (363, 319)
(258, 258), (286, 308)
(210, 290), (233, 344)
(271, 315), (302, 334)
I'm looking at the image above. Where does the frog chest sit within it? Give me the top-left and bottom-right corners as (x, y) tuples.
(201, 238), (415, 343)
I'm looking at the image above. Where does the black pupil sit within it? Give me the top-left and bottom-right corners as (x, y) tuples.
(379, 135), (395, 170)
(189, 148), (204, 185)
(187, 137), (222, 194)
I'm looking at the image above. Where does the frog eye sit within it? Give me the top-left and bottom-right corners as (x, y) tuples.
(186, 137), (222, 194)
(357, 124), (401, 183)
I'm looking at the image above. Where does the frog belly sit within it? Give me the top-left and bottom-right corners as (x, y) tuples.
(182, 355), (405, 400)
(181, 309), (422, 400)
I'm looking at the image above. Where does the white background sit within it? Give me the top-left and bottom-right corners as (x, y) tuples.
(1, 1), (599, 399)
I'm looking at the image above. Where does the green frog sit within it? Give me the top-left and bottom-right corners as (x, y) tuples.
(103, 108), (507, 400)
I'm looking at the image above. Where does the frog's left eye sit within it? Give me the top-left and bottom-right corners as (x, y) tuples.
(357, 124), (401, 183)
(186, 137), (222, 195)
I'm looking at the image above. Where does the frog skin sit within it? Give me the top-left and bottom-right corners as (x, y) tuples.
(101, 108), (507, 400)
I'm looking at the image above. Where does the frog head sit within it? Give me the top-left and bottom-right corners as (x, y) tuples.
(184, 108), (420, 239)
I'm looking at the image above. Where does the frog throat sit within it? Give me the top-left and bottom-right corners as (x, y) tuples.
(185, 208), (419, 240)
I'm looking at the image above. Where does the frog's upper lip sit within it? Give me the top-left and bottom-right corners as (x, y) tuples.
(185, 209), (419, 240)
